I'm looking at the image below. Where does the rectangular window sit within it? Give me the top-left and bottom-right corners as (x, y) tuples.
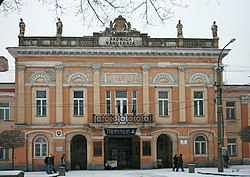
(36, 91), (47, 116)
(93, 142), (102, 157)
(132, 90), (137, 115)
(194, 91), (204, 116)
(158, 91), (168, 116)
(0, 103), (10, 120)
(0, 147), (9, 160)
(115, 91), (128, 116)
(106, 91), (111, 114)
(227, 138), (237, 156)
(143, 141), (151, 156)
(226, 102), (236, 119)
(73, 91), (84, 116)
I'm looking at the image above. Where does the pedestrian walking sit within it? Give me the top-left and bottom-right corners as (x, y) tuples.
(44, 154), (53, 174)
(172, 154), (179, 171)
(51, 154), (57, 173)
(61, 153), (68, 172)
(177, 153), (184, 172)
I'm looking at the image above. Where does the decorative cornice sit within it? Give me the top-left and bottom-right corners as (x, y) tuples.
(7, 47), (230, 59)
(92, 65), (100, 74)
(142, 66), (150, 73)
(17, 65), (25, 72)
(55, 65), (63, 73)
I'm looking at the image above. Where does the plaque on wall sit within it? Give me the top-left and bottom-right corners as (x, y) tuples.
(104, 128), (137, 135)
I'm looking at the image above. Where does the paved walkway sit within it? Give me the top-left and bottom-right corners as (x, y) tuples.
(22, 165), (250, 177)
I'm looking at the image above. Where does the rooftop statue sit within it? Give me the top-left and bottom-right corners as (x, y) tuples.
(211, 21), (218, 38)
(19, 18), (26, 37)
(56, 18), (63, 36)
(176, 20), (183, 38)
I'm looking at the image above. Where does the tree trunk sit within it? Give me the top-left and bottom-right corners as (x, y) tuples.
(12, 147), (14, 170)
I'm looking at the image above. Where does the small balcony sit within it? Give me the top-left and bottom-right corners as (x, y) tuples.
(93, 113), (153, 125)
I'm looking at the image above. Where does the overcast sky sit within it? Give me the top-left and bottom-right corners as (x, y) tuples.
(0, 0), (250, 84)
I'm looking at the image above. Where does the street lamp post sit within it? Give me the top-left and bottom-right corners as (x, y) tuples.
(216, 38), (236, 172)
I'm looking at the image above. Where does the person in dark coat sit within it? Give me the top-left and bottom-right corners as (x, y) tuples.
(51, 155), (57, 173)
(177, 153), (184, 172)
(172, 154), (179, 171)
(44, 154), (53, 174)
(61, 154), (68, 172)
(223, 153), (230, 168)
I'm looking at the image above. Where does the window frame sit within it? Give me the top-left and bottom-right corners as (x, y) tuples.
(194, 91), (204, 116)
(132, 90), (137, 115)
(227, 138), (237, 156)
(0, 147), (9, 160)
(226, 101), (236, 120)
(194, 135), (207, 155)
(34, 136), (48, 157)
(36, 91), (47, 116)
(0, 102), (10, 121)
(105, 90), (111, 115)
(73, 90), (85, 116)
(158, 91), (169, 116)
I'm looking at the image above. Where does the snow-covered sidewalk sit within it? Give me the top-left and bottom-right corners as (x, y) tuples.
(23, 165), (250, 177)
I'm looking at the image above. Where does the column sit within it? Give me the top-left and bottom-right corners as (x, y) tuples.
(17, 65), (25, 124)
(55, 65), (63, 124)
(178, 66), (186, 122)
(142, 66), (150, 114)
(93, 66), (100, 114)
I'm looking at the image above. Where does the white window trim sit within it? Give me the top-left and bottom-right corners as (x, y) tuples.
(0, 103), (10, 120)
(105, 90), (111, 114)
(73, 90), (85, 116)
(36, 91), (47, 116)
(158, 91), (169, 116)
(33, 136), (48, 157)
(193, 91), (204, 116)
(194, 135), (208, 156)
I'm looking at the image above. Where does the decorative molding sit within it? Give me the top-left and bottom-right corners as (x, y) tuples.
(178, 66), (186, 74)
(104, 73), (139, 84)
(17, 65), (25, 72)
(68, 72), (89, 84)
(55, 65), (63, 73)
(153, 73), (175, 84)
(7, 47), (227, 58)
(142, 66), (150, 73)
(30, 72), (50, 83)
(241, 96), (249, 104)
(92, 66), (100, 74)
(189, 73), (210, 84)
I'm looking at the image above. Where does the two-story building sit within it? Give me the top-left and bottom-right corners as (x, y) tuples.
(0, 16), (249, 171)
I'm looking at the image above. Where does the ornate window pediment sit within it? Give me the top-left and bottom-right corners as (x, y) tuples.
(68, 72), (89, 84)
(189, 73), (210, 84)
(31, 72), (50, 83)
(153, 73), (174, 84)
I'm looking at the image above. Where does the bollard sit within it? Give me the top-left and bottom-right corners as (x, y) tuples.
(189, 163), (195, 173)
(59, 166), (66, 176)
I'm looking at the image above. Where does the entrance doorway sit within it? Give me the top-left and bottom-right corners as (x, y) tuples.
(104, 136), (140, 169)
(157, 134), (172, 168)
(71, 134), (87, 170)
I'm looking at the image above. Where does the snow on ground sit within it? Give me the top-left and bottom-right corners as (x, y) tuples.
(23, 165), (250, 177)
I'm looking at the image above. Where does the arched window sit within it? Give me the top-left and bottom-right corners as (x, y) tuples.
(194, 135), (207, 155)
(34, 136), (48, 157)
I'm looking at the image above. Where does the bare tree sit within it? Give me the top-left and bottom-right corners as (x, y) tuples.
(0, 0), (188, 26)
(239, 126), (250, 142)
(0, 129), (25, 170)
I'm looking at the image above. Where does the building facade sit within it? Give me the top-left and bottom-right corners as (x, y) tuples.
(0, 16), (249, 171)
